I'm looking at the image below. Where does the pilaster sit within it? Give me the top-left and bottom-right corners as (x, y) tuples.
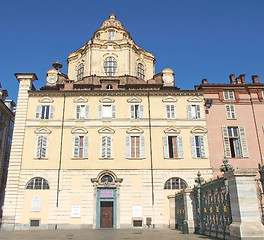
(167, 195), (175, 229)
(184, 188), (196, 233)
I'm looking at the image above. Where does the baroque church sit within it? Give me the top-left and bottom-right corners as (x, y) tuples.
(2, 14), (212, 230)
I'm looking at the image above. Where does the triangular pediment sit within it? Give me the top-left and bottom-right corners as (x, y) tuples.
(38, 97), (54, 103)
(73, 96), (88, 103)
(164, 127), (181, 135)
(190, 126), (207, 134)
(187, 96), (203, 103)
(99, 96), (115, 103)
(162, 96), (178, 103)
(127, 96), (142, 103)
(126, 127), (144, 134)
(98, 127), (115, 134)
(34, 127), (52, 135)
(71, 127), (88, 134)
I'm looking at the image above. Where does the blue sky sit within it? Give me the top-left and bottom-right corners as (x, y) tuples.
(1, 0), (264, 102)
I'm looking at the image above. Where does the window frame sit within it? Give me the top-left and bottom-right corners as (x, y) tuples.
(130, 104), (143, 119)
(26, 177), (50, 190)
(187, 104), (201, 119)
(101, 135), (112, 159)
(75, 104), (89, 119)
(73, 135), (89, 159)
(190, 135), (207, 158)
(138, 63), (145, 80)
(225, 104), (236, 119)
(104, 57), (117, 76)
(223, 90), (235, 100)
(36, 105), (54, 120)
(164, 177), (187, 190)
(98, 104), (116, 119)
(108, 30), (115, 41)
(77, 63), (84, 81)
(126, 135), (145, 159)
(165, 104), (176, 119)
(35, 135), (48, 159)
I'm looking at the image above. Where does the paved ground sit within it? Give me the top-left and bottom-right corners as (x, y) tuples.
(0, 229), (218, 240)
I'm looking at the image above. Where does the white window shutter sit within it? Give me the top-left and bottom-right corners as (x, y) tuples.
(199, 136), (206, 158)
(140, 136), (145, 158)
(76, 105), (81, 119)
(177, 136), (184, 158)
(73, 136), (80, 158)
(229, 91), (235, 100)
(171, 105), (176, 119)
(83, 136), (88, 158)
(225, 105), (231, 119)
(101, 136), (106, 158)
(106, 136), (112, 158)
(224, 91), (229, 100)
(187, 105), (192, 119)
(230, 105), (236, 119)
(222, 126), (231, 158)
(196, 105), (201, 118)
(35, 136), (42, 158)
(112, 105), (116, 119)
(130, 105), (135, 119)
(41, 136), (48, 158)
(126, 136), (131, 158)
(190, 136), (196, 158)
(139, 105), (144, 119)
(98, 105), (102, 119)
(36, 105), (41, 119)
(163, 136), (169, 158)
(49, 106), (55, 119)
(165, 105), (170, 119)
(239, 127), (249, 158)
(85, 105), (89, 119)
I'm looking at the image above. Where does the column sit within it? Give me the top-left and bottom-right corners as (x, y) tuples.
(184, 188), (196, 233)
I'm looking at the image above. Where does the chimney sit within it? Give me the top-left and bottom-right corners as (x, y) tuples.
(239, 74), (246, 84)
(236, 76), (242, 84)
(229, 74), (235, 84)
(252, 75), (259, 84)
(194, 85), (199, 90)
(202, 79), (208, 84)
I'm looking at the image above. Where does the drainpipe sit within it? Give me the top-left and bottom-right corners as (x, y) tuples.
(55, 93), (66, 228)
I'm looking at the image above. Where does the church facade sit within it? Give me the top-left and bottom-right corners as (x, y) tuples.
(2, 15), (212, 230)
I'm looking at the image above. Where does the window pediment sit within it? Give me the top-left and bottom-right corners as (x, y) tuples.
(98, 127), (115, 134)
(162, 96), (178, 103)
(34, 127), (52, 135)
(127, 96), (142, 103)
(99, 97), (115, 103)
(187, 96), (203, 103)
(190, 126), (207, 134)
(126, 127), (144, 135)
(71, 127), (88, 134)
(164, 127), (181, 135)
(38, 97), (54, 103)
(73, 96), (88, 103)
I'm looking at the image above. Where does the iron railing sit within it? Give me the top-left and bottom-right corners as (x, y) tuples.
(175, 190), (185, 229)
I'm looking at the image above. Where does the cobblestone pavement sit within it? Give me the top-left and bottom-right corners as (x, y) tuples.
(0, 229), (219, 240)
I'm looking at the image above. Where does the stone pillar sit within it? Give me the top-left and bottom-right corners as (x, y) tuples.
(224, 169), (264, 239)
(2, 73), (37, 230)
(184, 188), (196, 233)
(167, 195), (175, 229)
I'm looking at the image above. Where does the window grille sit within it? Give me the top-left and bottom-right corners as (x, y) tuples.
(26, 177), (50, 190)
(104, 57), (117, 76)
(138, 63), (145, 80)
(77, 63), (84, 81)
(164, 177), (187, 190)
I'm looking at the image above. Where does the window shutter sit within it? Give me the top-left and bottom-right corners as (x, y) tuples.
(171, 105), (176, 119)
(166, 105), (171, 119)
(130, 105), (135, 119)
(177, 136), (184, 158)
(229, 91), (235, 100)
(76, 105), (81, 119)
(139, 105), (144, 119)
(126, 136), (131, 158)
(230, 105), (236, 119)
(73, 136), (80, 158)
(224, 91), (229, 100)
(199, 136), (206, 158)
(35, 136), (42, 158)
(225, 105), (231, 119)
(187, 105), (192, 119)
(36, 106), (41, 119)
(83, 136), (88, 158)
(140, 136), (145, 158)
(101, 136), (106, 158)
(49, 106), (55, 119)
(106, 136), (112, 158)
(222, 126), (231, 158)
(163, 136), (169, 158)
(238, 127), (249, 158)
(41, 136), (48, 158)
(112, 105), (116, 119)
(98, 105), (102, 119)
(85, 105), (89, 119)
(196, 105), (201, 118)
(190, 136), (196, 158)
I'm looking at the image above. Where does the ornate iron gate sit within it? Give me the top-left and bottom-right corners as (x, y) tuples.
(175, 191), (185, 229)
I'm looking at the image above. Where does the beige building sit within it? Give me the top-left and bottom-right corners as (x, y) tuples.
(2, 15), (212, 230)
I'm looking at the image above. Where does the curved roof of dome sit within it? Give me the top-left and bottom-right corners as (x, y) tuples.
(100, 14), (124, 30)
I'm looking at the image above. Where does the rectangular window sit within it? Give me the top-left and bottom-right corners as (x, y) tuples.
(73, 136), (88, 158)
(35, 136), (48, 158)
(187, 105), (201, 119)
(36, 105), (54, 119)
(30, 219), (40, 227)
(76, 104), (89, 119)
(190, 136), (206, 158)
(163, 136), (183, 158)
(98, 105), (116, 119)
(225, 105), (236, 119)
(222, 126), (249, 158)
(101, 136), (112, 158)
(165, 104), (176, 119)
(223, 90), (235, 100)
(130, 104), (143, 119)
(108, 30), (115, 40)
(126, 136), (145, 159)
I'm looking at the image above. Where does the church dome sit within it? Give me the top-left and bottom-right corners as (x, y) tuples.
(100, 14), (124, 29)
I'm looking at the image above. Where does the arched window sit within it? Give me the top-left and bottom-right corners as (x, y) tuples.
(77, 63), (84, 81)
(106, 84), (113, 90)
(104, 57), (117, 76)
(164, 177), (187, 190)
(26, 177), (50, 190)
(138, 63), (145, 80)
(101, 175), (113, 183)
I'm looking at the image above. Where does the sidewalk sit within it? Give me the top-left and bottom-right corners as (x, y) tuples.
(0, 228), (218, 240)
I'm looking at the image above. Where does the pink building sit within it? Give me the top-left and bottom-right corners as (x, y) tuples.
(198, 74), (264, 176)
